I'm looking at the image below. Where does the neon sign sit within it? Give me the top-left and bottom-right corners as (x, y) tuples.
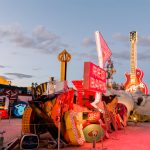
(13, 101), (28, 117)
(83, 62), (106, 93)
(83, 112), (100, 121)
(126, 82), (145, 93)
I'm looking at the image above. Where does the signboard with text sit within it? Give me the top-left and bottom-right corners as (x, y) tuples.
(83, 62), (106, 93)
(83, 112), (100, 121)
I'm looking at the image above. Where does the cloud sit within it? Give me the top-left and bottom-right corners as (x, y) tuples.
(5, 73), (33, 79)
(112, 32), (150, 61)
(73, 51), (97, 61)
(113, 32), (150, 48)
(138, 52), (150, 60)
(80, 33), (150, 63)
(0, 65), (6, 68)
(0, 65), (11, 68)
(138, 35), (150, 47)
(0, 24), (69, 54)
(112, 32), (128, 43)
(32, 67), (41, 71)
(112, 51), (129, 60)
(112, 50), (150, 61)
(33, 26), (59, 43)
(82, 37), (95, 47)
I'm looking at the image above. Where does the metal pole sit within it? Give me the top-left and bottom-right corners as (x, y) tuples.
(9, 107), (11, 124)
(58, 120), (60, 150)
(58, 101), (62, 150)
(101, 136), (104, 150)
(92, 137), (96, 149)
(92, 130), (97, 150)
(99, 119), (107, 150)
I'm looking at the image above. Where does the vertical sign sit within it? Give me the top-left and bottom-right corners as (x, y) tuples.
(92, 31), (112, 109)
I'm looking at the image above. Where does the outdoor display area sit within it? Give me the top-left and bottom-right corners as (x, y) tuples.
(1, 119), (150, 150)
(0, 31), (150, 150)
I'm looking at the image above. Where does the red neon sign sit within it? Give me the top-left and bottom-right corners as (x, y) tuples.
(83, 62), (106, 92)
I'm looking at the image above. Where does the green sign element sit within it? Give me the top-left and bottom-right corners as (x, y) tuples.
(83, 124), (104, 143)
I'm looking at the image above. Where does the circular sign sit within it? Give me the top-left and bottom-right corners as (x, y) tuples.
(13, 101), (28, 118)
(83, 124), (104, 143)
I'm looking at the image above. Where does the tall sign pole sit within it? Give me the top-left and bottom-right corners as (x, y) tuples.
(95, 31), (104, 69)
(57, 49), (71, 150)
(58, 49), (71, 81)
(92, 31), (112, 108)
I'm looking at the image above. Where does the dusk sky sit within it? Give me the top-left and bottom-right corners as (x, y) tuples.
(0, 1), (150, 92)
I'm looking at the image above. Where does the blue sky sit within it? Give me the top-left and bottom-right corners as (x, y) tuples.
(0, 0), (150, 91)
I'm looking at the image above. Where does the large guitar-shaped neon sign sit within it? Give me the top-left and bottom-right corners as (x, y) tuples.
(124, 31), (148, 94)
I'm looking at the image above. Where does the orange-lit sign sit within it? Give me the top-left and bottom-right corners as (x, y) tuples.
(83, 112), (100, 121)
(88, 112), (100, 121)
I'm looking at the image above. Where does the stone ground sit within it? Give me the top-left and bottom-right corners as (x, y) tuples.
(1, 118), (150, 150)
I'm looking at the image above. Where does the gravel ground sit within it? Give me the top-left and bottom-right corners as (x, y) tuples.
(0, 118), (22, 144)
(1, 119), (150, 150)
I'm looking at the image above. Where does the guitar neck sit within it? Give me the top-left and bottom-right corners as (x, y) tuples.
(130, 31), (137, 81)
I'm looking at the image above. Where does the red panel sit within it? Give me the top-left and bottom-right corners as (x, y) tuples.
(0, 110), (9, 119)
(72, 80), (83, 91)
(83, 62), (106, 92)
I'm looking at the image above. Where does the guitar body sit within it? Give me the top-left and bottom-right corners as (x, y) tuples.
(124, 68), (148, 94)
